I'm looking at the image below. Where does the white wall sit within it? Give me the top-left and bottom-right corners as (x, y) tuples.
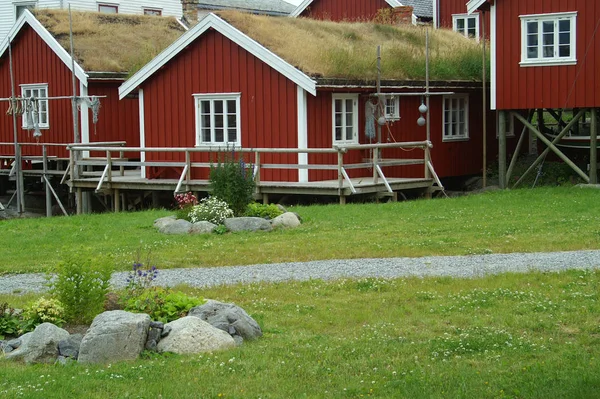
(1, 0), (183, 43)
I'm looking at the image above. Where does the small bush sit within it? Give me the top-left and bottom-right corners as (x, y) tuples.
(245, 202), (284, 219)
(210, 149), (255, 216)
(123, 287), (204, 323)
(0, 302), (22, 339)
(188, 196), (234, 225)
(49, 257), (113, 324)
(21, 297), (66, 332)
(173, 192), (198, 221)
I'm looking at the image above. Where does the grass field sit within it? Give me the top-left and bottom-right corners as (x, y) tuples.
(1, 187), (599, 398)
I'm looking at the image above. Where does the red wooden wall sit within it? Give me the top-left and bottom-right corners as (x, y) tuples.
(438, 0), (491, 39)
(140, 28), (298, 181)
(299, 0), (392, 21)
(0, 25), (76, 159)
(306, 86), (500, 180)
(494, 0), (600, 110)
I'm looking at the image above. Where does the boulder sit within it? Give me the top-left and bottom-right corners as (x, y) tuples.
(145, 321), (164, 351)
(5, 323), (69, 364)
(58, 333), (83, 359)
(156, 316), (235, 355)
(188, 300), (262, 343)
(159, 219), (193, 235)
(224, 217), (272, 233)
(271, 212), (301, 229)
(153, 216), (176, 229)
(4, 333), (31, 353)
(78, 311), (150, 364)
(190, 221), (217, 234)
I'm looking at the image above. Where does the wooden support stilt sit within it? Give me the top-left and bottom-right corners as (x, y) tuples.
(152, 191), (159, 209)
(43, 146), (52, 217)
(339, 195), (346, 205)
(114, 189), (120, 212)
(498, 110), (507, 189)
(591, 108), (598, 184)
(505, 110), (534, 186)
(513, 110), (590, 184)
(76, 188), (82, 214)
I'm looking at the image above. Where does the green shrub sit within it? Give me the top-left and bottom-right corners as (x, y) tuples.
(0, 302), (22, 339)
(245, 202), (284, 219)
(123, 287), (204, 323)
(188, 196), (233, 224)
(49, 257), (113, 324)
(21, 297), (66, 332)
(209, 150), (255, 216)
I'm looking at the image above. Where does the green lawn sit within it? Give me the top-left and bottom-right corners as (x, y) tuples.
(2, 186), (600, 275)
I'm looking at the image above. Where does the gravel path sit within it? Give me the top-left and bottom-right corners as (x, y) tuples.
(1, 250), (599, 294)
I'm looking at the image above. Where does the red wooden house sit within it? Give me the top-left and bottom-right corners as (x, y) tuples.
(435, 0), (489, 40)
(467, 0), (600, 187)
(0, 9), (184, 163)
(116, 11), (495, 202)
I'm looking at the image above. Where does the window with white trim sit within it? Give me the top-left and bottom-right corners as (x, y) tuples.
(14, 2), (36, 20)
(332, 94), (358, 144)
(453, 14), (479, 40)
(384, 96), (400, 120)
(21, 84), (49, 129)
(194, 93), (241, 146)
(143, 8), (162, 16)
(443, 95), (469, 141)
(98, 3), (118, 13)
(520, 12), (577, 66)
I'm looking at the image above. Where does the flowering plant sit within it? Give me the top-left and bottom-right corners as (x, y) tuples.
(174, 192), (198, 209)
(23, 297), (66, 328)
(188, 196), (233, 225)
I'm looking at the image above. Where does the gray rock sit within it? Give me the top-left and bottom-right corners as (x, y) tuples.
(5, 323), (69, 364)
(78, 311), (150, 364)
(153, 215), (176, 229)
(271, 212), (301, 229)
(58, 334), (83, 359)
(149, 321), (164, 329)
(6, 333), (30, 351)
(145, 325), (163, 351)
(224, 217), (272, 232)
(157, 316), (235, 355)
(159, 219), (193, 235)
(161, 325), (172, 337)
(190, 221), (217, 234)
(56, 355), (75, 366)
(188, 299), (262, 343)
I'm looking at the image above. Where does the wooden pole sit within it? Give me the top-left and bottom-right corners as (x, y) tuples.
(8, 42), (23, 214)
(591, 108), (598, 184)
(481, 11), (487, 188)
(375, 46), (381, 185)
(43, 145), (52, 217)
(498, 110), (507, 189)
(506, 110), (534, 185)
(425, 29), (431, 181)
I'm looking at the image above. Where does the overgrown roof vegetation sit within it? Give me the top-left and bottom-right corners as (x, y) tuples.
(219, 11), (487, 81)
(34, 9), (185, 74)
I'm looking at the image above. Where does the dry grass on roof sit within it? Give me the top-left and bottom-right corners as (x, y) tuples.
(218, 11), (487, 81)
(34, 9), (185, 74)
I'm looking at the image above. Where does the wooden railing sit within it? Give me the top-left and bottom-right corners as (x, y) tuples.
(66, 141), (436, 195)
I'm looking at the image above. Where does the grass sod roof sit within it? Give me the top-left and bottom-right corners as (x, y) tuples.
(218, 11), (487, 82)
(33, 9), (186, 75)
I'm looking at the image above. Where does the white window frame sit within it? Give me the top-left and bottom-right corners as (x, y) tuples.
(332, 94), (358, 145)
(442, 94), (469, 142)
(520, 12), (577, 67)
(453, 13), (479, 41)
(20, 83), (49, 129)
(194, 93), (241, 147)
(98, 3), (119, 13)
(383, 95), (400, 121)
(14, 1), (36, 20)
(143, 8), (162, 16)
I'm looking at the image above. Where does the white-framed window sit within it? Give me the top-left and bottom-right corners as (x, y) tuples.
(194, 93), (241, 146)
(332, 94), (358, 144)
(453, 14), (479, 40)
(443, 94), (469, 141)
(98, 3), (118, 13)
(14, 1), (36, 20)
(383, 95), (400, 120)
(21, 83), (49, 129)
(520, 12), (577, 66)
(143, 8), (162, 16)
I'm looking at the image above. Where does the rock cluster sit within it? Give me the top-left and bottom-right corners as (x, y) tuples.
(154, 212), (301, 235)
(1, 300), (261, 365)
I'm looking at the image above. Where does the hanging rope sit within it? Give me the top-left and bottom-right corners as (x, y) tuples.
(78, 96), (101, 135)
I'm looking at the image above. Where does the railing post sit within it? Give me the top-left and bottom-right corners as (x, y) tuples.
(373, 145), (379, 184)
(254, 151), (261, 185)
(119, 150), (125, 176)
(107, 150), (112, 184)
(337, 149), (346, 204)
(425, 145), (431, 180)
(185, 150), (191, 190)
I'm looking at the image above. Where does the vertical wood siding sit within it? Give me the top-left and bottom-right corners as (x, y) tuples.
(306, 87), (498, 180)
(0, 25), (76, 159)
(141, 28), (298, 182)
(300, 0), (392, 21)
(438, 0), (490, 39)
(495, 0), (599, 110)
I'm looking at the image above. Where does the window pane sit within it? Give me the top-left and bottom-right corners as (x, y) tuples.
(214, 100), (223, 114)
(202, 128), (211, 142)
(227, 114), (236, 128)
(215, 128), (224, 143)
(527, 21), (538, 35)
(201, 101), (210, 114)
(558, 45), (570, 57)
(228, 129), (236, 143)
(558, 19), (570, 34)
(226, 100), (236, 114)
(335, 127), (342, 141)
(345, 112), (352, 128)
(214, 113), (223, 129)
(346, 127), (353, 141)
(456, 19), (464, 33)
